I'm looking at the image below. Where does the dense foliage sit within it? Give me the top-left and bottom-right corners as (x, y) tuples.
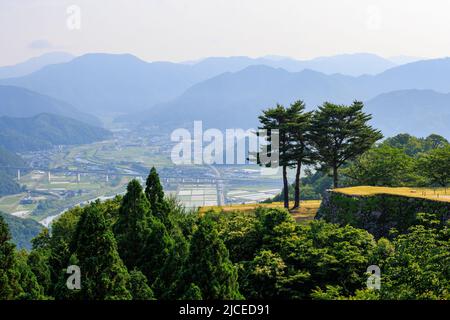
(344, 134), (450, 187)
(1, 168), (448, 300)
(0, 212), (42, 250)
(257, 101), (382, 208)
(266, 133), (450, 203)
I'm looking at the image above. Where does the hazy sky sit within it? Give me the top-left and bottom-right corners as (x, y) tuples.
(1, 0), (450, 66)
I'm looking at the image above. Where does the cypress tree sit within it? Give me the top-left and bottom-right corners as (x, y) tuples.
(152, 227), (188, 299)
(128, 269), (155, 300)
(184, 216), (242, 299)
(145, 167), (170, 225)
(71, 202), (131, 300)
(0, 216), (44, 299)
(0, 215), (20, 299)
(141, 215), (174, 286)
(182, 283), (203, 300)
(14, 250), (46, 300)
(114, 179), (152, 269)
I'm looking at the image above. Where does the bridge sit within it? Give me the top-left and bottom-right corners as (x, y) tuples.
(0, 165), (264, 185)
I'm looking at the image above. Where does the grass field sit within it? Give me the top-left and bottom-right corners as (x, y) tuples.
(199, 200), (322, 223)
(333, 186), (450, 203)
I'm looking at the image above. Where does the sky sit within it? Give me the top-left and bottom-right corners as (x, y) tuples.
(1, 0), (450, 66)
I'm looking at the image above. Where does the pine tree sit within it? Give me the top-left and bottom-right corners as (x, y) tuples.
(285, 101), (314, 209)
(257, 104), (295, 209)
(309, 101), (383, 188)
(183, 216), (242, 299)
(70, 202), (131, 300)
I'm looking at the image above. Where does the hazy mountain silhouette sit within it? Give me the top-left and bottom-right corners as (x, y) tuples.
(365, 89), (450, 138)
(123, 65), (357, 129)
(291, 53), (397, 76)
(388, 55), (423, 65)
(0, 85), (101, 126)
(0, 52), (74, 79)
(122, 58), (450, 139)
(188, 53), (396, 77)
(0, 53), (397, 115)
(4, 52), (450, 136)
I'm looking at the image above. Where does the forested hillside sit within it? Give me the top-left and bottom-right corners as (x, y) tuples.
(0, 113), (112, 151)
(0, 212), (42, 250)
(1, 168), (448, 300)
(0, 147), (26, 196)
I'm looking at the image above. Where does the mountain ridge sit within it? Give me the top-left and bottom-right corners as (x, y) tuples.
(0, 113), (112, 152)
(0, 85), (101, 126)
(119, 60), (450, 139)
(0, 52), (74, 79)
(0, 52), (399, 115)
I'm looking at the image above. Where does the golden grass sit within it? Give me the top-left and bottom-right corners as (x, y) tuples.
(333, 186), (450, 203)
(199, 200), (322, 223)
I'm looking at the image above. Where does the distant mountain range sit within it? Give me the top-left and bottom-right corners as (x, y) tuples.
(0, 85), (101, 126)
(0, 52), (399, 114)
(119, 58), (450, 139)
(183, 53), (397, 77)
(120, 65), (356, 129)
(1, 52), (450, 139)
(0, 53), (199, 114)
(0, 52), (74, 79)
(365, 89), (450, 138)
(0, 113), (112, 152)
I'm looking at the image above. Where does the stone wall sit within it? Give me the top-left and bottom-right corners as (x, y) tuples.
(316, 191), (450, 238)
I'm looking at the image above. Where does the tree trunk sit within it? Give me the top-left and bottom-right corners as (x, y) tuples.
(333, 166), (339, 188)
(293, 161), (301, 209)
(282, 165), (289, 209)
